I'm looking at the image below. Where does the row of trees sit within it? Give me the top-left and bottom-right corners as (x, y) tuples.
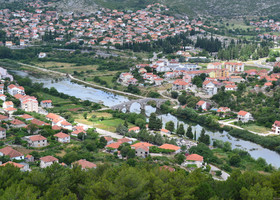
(0, 159), (279, 199)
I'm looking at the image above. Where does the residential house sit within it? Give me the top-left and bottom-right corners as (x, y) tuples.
(3, 101), (13, 109)
(54, 132), (70, 143)
(21, 96), (39, 113)
(0, 127), (6, 139)
(131, 142), (154, 158)
(60, 121), (72, 130)
(0, 114), (9, 122)
(207, 62), (222, 70)
(172, 79), (188, 90)
(159, 144), (181, 154)
(105, 142), (122, 151)
(128, 126), (140, 133)
(202, 80), (219, 95)
(225, 84), (237, 91)
(104, 136), (114, 145)
(196, 100), (211, 110)
(73, 159), (97, 170)
(229, 76), (244, 83)
(161, 128), (171, 135)
(117, 138), (132, 144)
(237, 110), (254, 122)
(7, 84), (25, 96)
(184, 154), (204, 168)
(0, 94), (6, 101)
(25, 155), (34, 162)
(20, 114), (34, 121)
(40, 100), (52, 108)
(25, 135), (48, 148)
(40, 156), (59, 168)
(10, 119), (26, 128)
(272, 121), (280, 134)
(224, 62), (244, 72)
(1, 161), (29, 171)
(0, 146), (24, 160)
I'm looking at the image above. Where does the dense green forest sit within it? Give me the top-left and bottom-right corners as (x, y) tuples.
(0, 162), (279, 200)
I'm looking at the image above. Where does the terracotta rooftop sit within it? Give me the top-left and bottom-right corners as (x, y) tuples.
(186, 154), (203, 161)
(159, 144), (180, 151)
(54, 132), (69, 138)
(0, 146), (23, 158)
(40, 155), (58, 162)
(74, 159), (96, 169)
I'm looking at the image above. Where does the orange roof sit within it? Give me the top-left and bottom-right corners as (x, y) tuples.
(186, 154), (203, 161)
(159, 144), (180, 151)
(161, 129), (170, 133)
(41, 100), (52, 103)
(173, 79), (188, 86)
(40, 156), (58, 162)
(131, 142), (154, 148)
(106, 142), (122, 149)
(4, 107), (17, 111)
(74, 159), (96, 169)
(54, 132), (69, 138)
(1, 161), (24, 168)
(20, 114), (34, 119)
(104, 136), (113, 142)
(238, 110), (248, 116)
(29, 135), (47, 142)
(196, 100), (205, 106)
(52, 125), (62, 130)
(128, 126), (140, 132)
(117, 138), (132, 144)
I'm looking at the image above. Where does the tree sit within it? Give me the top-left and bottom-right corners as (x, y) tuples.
(229, 154), (241, 167)
(165, 121), (175, 132)
(135, 118), (146, 129)
(176, 124), (185, 135)
(99, 136), (107, 149)
(171, 91), (178, 99)
(148, 113), (161, 130)
(123, 120), (128, 128)
(186, 126), (193, 139)
(178, 95), (187, 105)
(175, 153), (186, 165)
(83, 112), (88, 119)
(198, 129), (210, 145)
(116, 124), (128, 135)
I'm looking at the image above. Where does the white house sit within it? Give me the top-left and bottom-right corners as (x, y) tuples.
(54, 132), (70, 143)
(184, 154), (204, 168)
(207, 62), (222, 70)
(203, 81), (219, 95)
(0, 146), (24, 160)
(272, 121), (280, 134)
(25, 135), (48, 148)
(225, 85), (237, 91)
(38, 52), (47, 58)
(196, 100), (210, 110)
(40, 100), (52, 108)
(7, 84), (25, 96)
(0, 127), (6, 139)
(40, 156), (59, 168)
(237, 110), (254, 123)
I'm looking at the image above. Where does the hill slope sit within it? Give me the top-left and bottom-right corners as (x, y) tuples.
(56, 0), (280, 17)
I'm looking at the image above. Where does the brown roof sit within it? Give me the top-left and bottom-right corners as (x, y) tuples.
(0, 115), (9, 120)
(20, 114), (34, 120)
(30, 119), (49, 126)
(29, 135), (47, 142)
(117, 138), (132, 144)
(40, 156), (58, 162)
(10, 119), (25, 125)
(74, 159), (96, 169)
(106, 142), (122, 149)
(0, 146), (24, 158)
(52, 125), (62, 130)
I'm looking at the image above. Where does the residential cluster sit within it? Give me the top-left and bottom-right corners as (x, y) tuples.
(0, 1), (216, 47)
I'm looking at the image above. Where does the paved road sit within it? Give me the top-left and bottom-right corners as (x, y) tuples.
(209, 164), (230, 181)
(218, 119), (274, 136)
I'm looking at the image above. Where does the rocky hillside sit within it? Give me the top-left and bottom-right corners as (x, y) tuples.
(55, 0), (280, 17)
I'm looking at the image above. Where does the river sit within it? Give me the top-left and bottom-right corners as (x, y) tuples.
(11, 70), (280, 168)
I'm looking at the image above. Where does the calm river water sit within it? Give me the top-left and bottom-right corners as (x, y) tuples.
(12, 70), (280, 168)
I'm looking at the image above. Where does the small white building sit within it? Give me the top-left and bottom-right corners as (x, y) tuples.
(237, 110), (254, 123)
(40, 156), (59, 168)
(272, 121), (280, 134)
(54, 132), (70, 143)
(184, 154), (204, 168)
(0, 146), (24, 160)
(40, 100), (52, 108)
(7, 84), (25, 96)
(38, 52), (47, 58)
(25, 135), (48, 148)
(0, 127), (6, 139)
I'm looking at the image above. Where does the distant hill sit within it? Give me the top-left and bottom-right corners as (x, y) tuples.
(56, 0), (280, 17)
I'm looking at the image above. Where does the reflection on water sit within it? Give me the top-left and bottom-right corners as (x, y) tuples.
(12, 70), (280, 168)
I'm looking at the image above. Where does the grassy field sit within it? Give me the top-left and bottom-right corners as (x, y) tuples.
(241, 124), (271, 134)
(244, 66), (268, 71)
(74, 112), (134, 132)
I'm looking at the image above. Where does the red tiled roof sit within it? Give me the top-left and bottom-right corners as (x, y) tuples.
(274, 121), (280, 127)
(1, 161), (24, 168)
(186, 154), (203, 161)
(196, 100), (205, 106)
(10, 119), (25, 125)
(117, 138), (132, 144)
(238, 110), (248, 116)
(159, 144), (180, 151)
(40, 156), (58, 162)
(106, 142), (122, 149)
(20, 114), (34, 120)
(131, 142), (154, 148)
(128, 126), (140, 132)
(74, 159), (96, 169)
(54, 132), (69, 138)
(29, 135), (47, 142)
(0, 146), (23, 158)
(52, 125), (62, 130)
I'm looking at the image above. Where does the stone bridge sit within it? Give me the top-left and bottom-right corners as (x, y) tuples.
(111, 98), (167, 112)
